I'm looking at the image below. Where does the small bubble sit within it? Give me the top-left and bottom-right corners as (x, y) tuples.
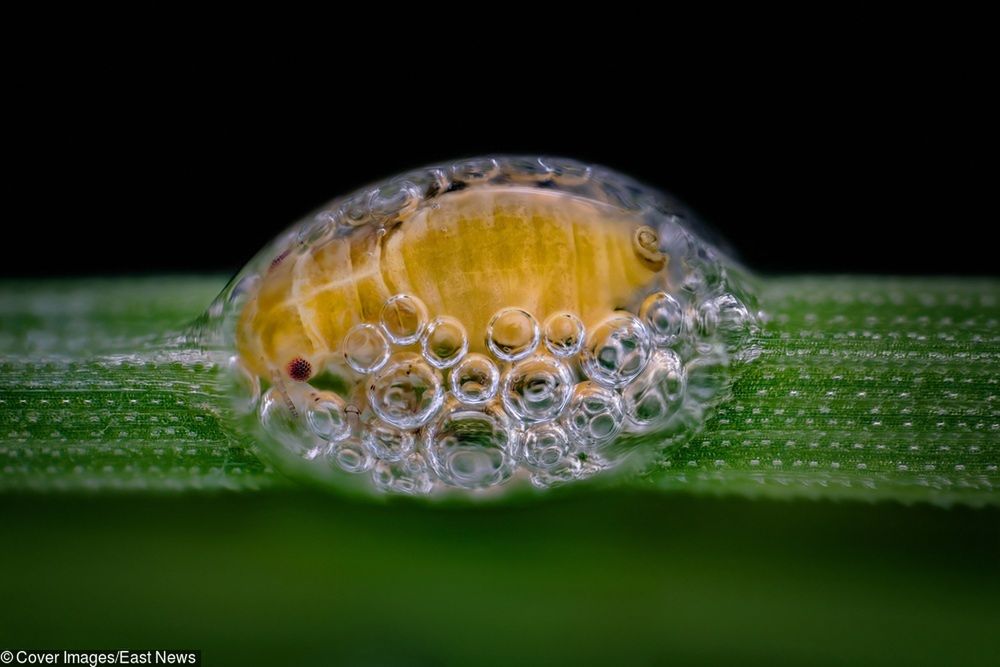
(368, 353), (444, 429)
(305, 391), (351, 442)
(640, 292), (684, 347)
(522, 422), (570, 470)
(623, 350), (686, 428)
(341, 190), (375, 226)
(699, 294), (751, 342)
(227, 356), (260, 415)
(530, 454), (583, 488)
(343, 323), (390, 375)
(451, 157), (500, 182)
(362, 420), (416, 461)
(450, 353), (501, 405)
(380, 294), (429, 345)
(501, 156), (551, 182)
(259, 386), (325, 460)
(580, 313), (652, 388)
(487, 307), (540, 362)
(563, 381), (625, 448)
(425, 401), (518, 489)
(421, 316), (468, 369)
(328, 438), (373, 473)
(543, 312), (585, 357)
(370, 178), (420, 220)
(372, 452), (434, 495)
(501, 355), (573, 423)
(539, 157), (591, 185)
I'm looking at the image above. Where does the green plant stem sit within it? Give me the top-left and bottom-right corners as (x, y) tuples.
(1, 276), (997, 504)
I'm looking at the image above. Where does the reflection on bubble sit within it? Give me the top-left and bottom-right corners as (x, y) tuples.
(368, 353), (444, 430)
(424, 401), (517, 490)
(580, 314), (652, 388)
(487, 307), (540, 362)
(450, 354), (501, 405)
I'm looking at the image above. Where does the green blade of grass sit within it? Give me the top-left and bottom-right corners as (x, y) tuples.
(0, 276), (997, 504)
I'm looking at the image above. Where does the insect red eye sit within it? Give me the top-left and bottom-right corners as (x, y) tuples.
(286, 357), (312, 382)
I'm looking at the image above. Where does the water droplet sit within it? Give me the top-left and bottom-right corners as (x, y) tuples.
(421, 316), (468, 369)
(500, 355), (573, 423)
(522, 422), (570, 470)
(343, 323), (390, 375)
(368, 353), (444, 429)
(563, 381), (625, 448)
(372, 452), (434, 495)
(425, 401), (518, 489)
(580, 314), (652, 388)
(487, 307), (540, 362)
(362, 420), (416, 461)
(543, 312), (585, 357)
(449, 353), (500, 405)
(623, 349), (686, 428)
(640, 292), (684, 347)
(328, 438), (373, 473)
(305, 391), (351, 442)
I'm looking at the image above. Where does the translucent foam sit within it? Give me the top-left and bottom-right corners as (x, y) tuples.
(205, 156), (761, 496)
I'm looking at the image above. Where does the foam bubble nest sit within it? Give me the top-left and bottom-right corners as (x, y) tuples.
(204, 156), (761, 497)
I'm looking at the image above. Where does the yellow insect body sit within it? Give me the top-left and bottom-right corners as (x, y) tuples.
(237, 187), (665, 380)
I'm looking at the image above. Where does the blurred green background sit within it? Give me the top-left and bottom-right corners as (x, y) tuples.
(2, 490), (998, 666)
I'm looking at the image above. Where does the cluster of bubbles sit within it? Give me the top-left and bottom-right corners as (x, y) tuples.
(211, 156), (761, 497)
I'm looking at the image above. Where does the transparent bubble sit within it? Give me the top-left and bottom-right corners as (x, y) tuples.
(370, 178), (420, 221)
(543, 312), (585, 357)
(623, 350), (686, 429)
(563, 381), (625, 449)
(539, 157), (592, 185)
(487, 307), (540, 362)
(421, 316), (468, 369)
(372, 452), (434, 495)
(368, 353), (444, 430)
(227, 356), (260, 416)
(449, 353), (500, 405)
(424, 401), (518, 489)
(329, 438), (373, 474)
(343, 323), (390, 375)
(451, 157), (500, 182)
(305, 391), (351, 442)
(522, 422), (571, 470)
(259, 386), (325, 460)
(640, 292), (684, 347)
(500, 355), (573, 423)
(361, 420), (416, 461)
(212, 155), (761, 496)
(501, 156), (551, 182)
(580, 314), (652, 388)
(380, 294), (428, 345)
(530, 454), (583, 488)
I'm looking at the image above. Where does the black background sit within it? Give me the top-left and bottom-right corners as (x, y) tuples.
(6, 59), (992, 279)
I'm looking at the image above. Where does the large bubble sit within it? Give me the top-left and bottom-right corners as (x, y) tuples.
(203, 156), (761, 497)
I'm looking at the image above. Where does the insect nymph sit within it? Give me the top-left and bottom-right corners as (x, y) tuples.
(218, 157), (758, 496)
